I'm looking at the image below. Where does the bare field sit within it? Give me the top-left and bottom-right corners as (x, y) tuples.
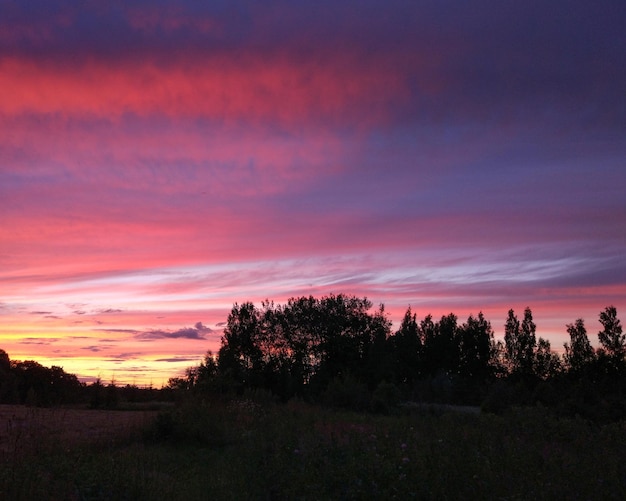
(0, 405), (157, 454)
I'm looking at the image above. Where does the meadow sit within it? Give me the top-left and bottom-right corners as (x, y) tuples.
(1, 399), (625, 500)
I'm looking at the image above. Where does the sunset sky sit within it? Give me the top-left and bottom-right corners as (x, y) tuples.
(1, 0), (625, 386)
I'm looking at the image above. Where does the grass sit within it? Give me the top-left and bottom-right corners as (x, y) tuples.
(1, 400), (625, 499)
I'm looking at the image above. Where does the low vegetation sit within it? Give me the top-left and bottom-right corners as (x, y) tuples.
(1, 398), (625, 500)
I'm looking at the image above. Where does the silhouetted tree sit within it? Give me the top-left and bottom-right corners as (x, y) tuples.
(421, 313), (460, 377)
(362, 303), (393, 388)
(213, 294), (392, 399)
(564, 318), (595, 375)
(533, 338), (561, 380)
(197, 351), (219, 384)
(388, 307), (422, 387)
(0, 349), (9, 373)
(504, 309), (520, 372)
(418, 314), (437, 376)
(458, 312), (497, 381)
(504, 308), (537, 378)
(49, 365), (82, 404)
(597, 306), (625, 372)
(312, 294), (382, 389)
(218, 302), (265, 390)
(8, 359), (81, 406)
(89, 378), (104, 408)
(258, 299), (313, 398)
(105, 379), (119, 409)
(0, 349), (18, 403)
(279, 295), (324, 389)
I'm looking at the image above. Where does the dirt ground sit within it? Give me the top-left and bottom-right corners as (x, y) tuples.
(0, 404), (158, 454)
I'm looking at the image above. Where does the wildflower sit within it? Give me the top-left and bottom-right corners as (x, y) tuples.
(400, 443), (407, 449)
(402, 457), (410, 463)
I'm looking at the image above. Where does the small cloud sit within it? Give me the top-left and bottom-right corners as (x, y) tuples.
(154, 356), (202, 363)
(82, 346), (103, 352)
(20, 337), (59, 345)
(137, 322), (213, 340)
(67, 303), (87, 309)
(195, 321), (213, 333)
(96, 328), (139, 334)
(74, 310), (86, 315)
(30, 311), (52, 315)
(139, 329), (201, 340)
(104, 353), (142, 362)
(98, 308), (123, 314)
(45, 315), (61, 319)
(114, 352), (142, 359)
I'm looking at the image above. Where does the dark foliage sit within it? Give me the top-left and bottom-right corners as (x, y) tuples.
(0, 352), (83, 406)
(3, 300), (624, 422)
(0, 349), (168, 409)
(170, 297), (625, 421)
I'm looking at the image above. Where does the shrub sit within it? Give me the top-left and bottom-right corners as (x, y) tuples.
(322, 374), (370, 411)
(371, 381), (402, 413)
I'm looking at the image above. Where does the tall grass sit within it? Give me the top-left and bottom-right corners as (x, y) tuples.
(2, 400), (625, 499)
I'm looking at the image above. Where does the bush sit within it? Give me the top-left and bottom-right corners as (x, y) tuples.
(144, 411), (177, 441)
(322, 374), (370, 411)
(371, 381), (402, 413)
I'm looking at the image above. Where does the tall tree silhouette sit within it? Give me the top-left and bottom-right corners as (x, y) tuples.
(564, 318), (595, 375)
(533, 338), (561, 379)
(504, 308), (537, 377)
(389, 307), (422, 387)
(421, 313), (459, 377)
(458, 312), (497, 381)
(218, 302), (265, 390)
(313, 294), (383, 389)
(597, 306), (625, 371)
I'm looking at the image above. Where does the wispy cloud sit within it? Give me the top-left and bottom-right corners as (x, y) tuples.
(154, 356), (203, 364)
(97, 329), (140, 335)
(81, 346), (104, 353)
(20, 337), (60, 345)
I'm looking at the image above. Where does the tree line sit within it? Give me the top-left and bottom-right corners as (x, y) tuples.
(0, 351), (84, 406)
(1, 294), (623, 419)
(0, 350), (161, 408)
(172, 294), (625, 419)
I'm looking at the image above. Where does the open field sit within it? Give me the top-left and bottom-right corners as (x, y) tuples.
(0, 404), (158, 454)
(1, 400), (626, 500)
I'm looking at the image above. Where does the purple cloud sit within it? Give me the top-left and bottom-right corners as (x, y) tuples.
(136, 322), (213, 341)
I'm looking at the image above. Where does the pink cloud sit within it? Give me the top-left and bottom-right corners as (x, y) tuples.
(0, 53), (415, 125)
